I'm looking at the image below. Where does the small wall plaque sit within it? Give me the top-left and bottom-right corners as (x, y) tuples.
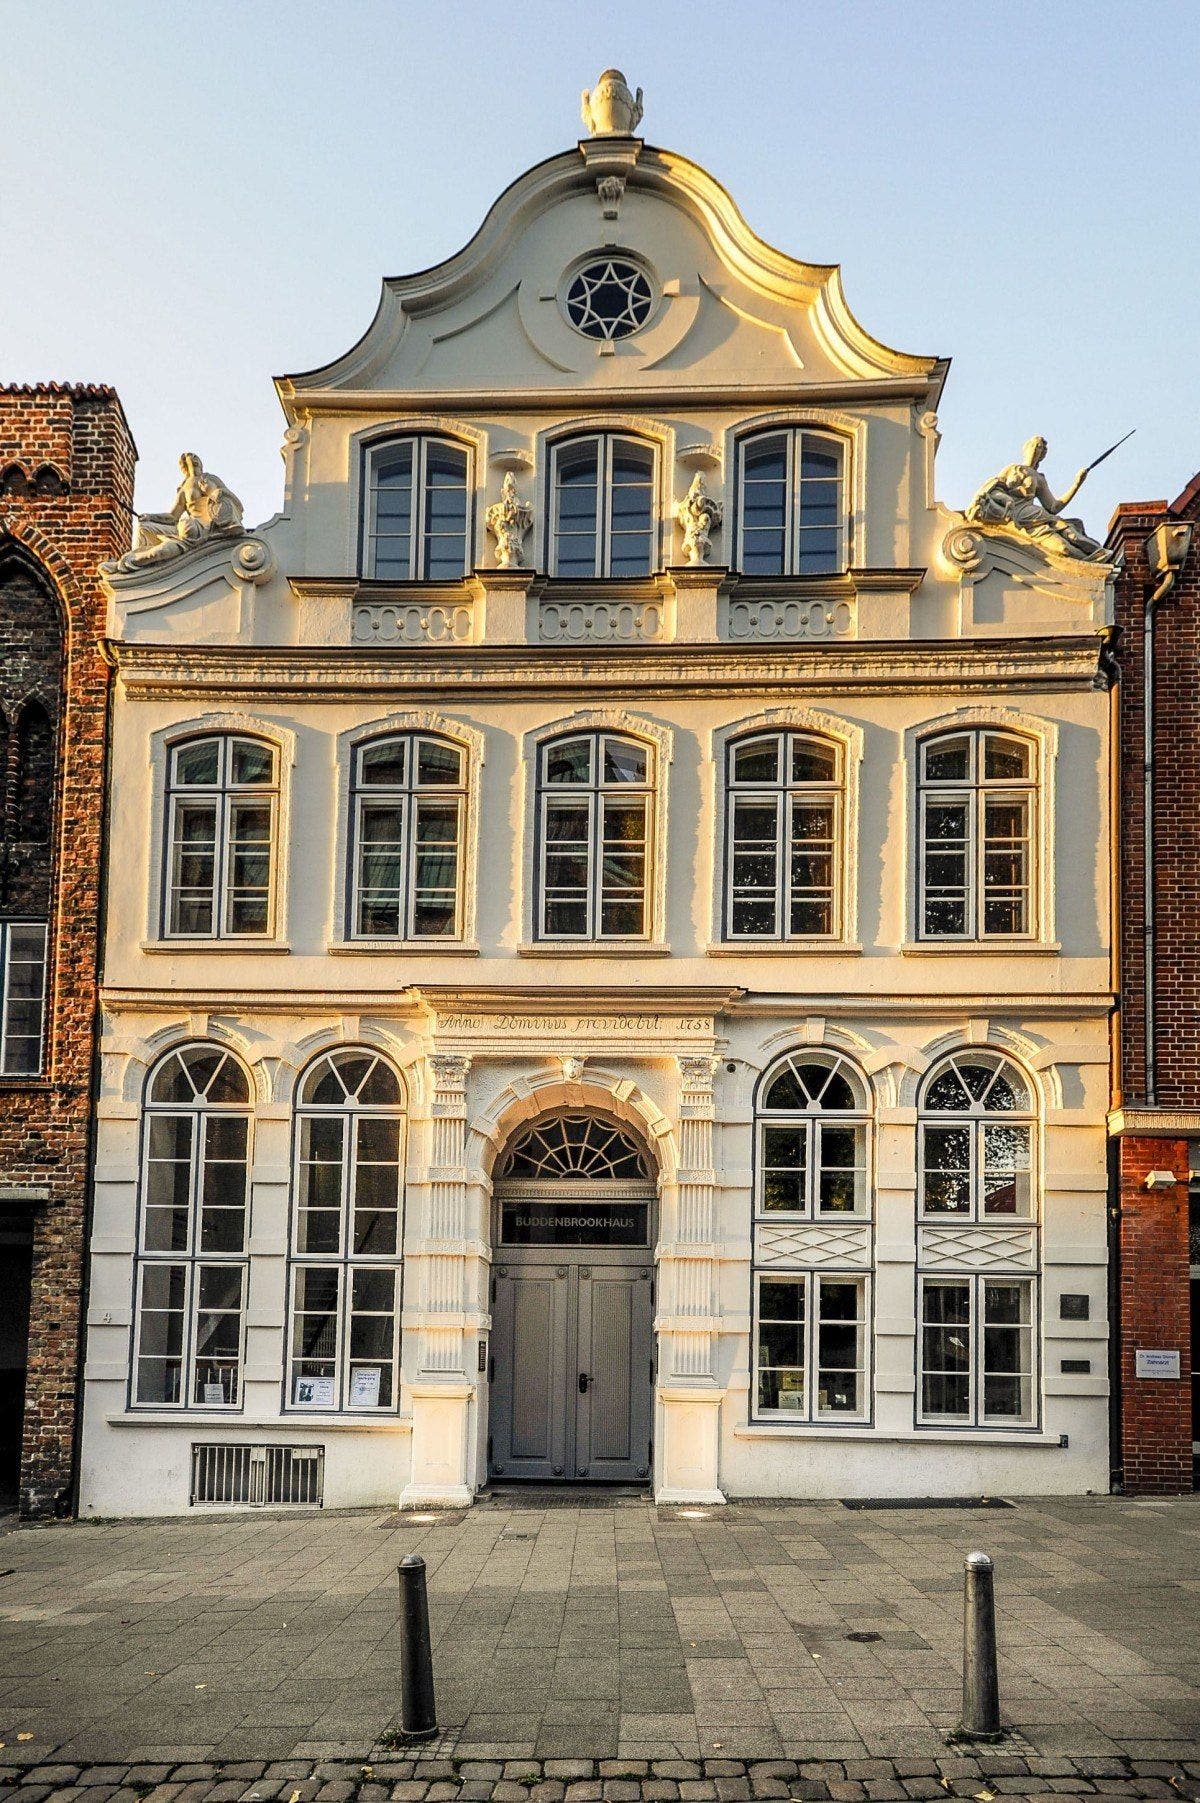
(1060, 1294), (1090, 1321)
(1135, 1348), (1181, 1379)
(1061, 1358), (1091, 1375)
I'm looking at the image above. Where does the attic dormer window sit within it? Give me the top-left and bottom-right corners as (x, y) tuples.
(563, 256), (655, 341)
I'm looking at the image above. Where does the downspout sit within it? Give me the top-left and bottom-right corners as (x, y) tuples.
(1100, 627), (1122, 1490)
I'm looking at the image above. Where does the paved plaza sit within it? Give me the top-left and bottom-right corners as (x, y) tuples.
(2, 1494), (1199, 1799)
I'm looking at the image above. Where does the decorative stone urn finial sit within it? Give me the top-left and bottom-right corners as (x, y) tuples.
(581, 68), (643, 137)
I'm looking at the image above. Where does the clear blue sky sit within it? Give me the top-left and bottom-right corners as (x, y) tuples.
(4, 0), (1198, 533)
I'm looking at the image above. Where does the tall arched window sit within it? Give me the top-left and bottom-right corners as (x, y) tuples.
(726, 730), (842, 939)
(363, 436), (470, 581)
(133, 1045), (251, 1408)
(289, 1048), (405, 1413)
(164, 734), (278, 938)
(752, 1052), (871, 1422)
(736, 429), (847, 575)
(350, 733), (466, 940)
(549, 435), (656, 578)
(536, 730), (653, 940)
(917, 729), (1036, 939)
(918, 1051), (1036, 1427)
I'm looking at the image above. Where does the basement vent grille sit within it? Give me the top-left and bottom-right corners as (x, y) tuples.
(190, 1442), (324, 1508)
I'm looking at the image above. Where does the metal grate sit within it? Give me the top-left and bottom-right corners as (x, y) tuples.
(190, 1442), (324, 1507)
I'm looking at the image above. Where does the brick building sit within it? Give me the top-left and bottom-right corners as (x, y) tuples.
(0, 383), (134, 1515)
(1107, 477), (1200, 1493)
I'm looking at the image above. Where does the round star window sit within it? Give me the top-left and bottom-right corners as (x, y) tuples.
(563, 256), (655, 341)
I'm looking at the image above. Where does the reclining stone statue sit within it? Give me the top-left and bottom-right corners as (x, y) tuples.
(105, 452), (245, 573)
(967, 436), (1108, 561)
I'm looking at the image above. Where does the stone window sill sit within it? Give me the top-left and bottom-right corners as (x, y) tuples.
(706, 941), (863, 957)
(140, 940), (291, 955)
(327, 941), (480, 956)
(900, 940), (1061, 957)
(517, 941), (671, 958)
(107, 1411), (411, 1433)
(733, 1422), (1063, 1445)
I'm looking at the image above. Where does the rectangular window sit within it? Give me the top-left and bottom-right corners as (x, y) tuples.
(755, 1273), (869, 1420)
(0, 922), (48, 1075)
(918, 731), (1036, 941)
(288, 1264), (398, 1411)
(726, 733), (841, 943)
(134, 1262), (246, 1408)
(165, 737), (278, 940)
(919, 1276), (1035, 1427)
(537, 732), (653, 941)
(758, 1118), (867, 1217)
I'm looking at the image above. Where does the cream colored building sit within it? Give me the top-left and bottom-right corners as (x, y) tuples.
(79, 77), (1116, 1514)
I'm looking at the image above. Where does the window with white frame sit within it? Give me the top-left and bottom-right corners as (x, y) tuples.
(549, 435), (656, 578)
(288, 1048), (405, 1412)
(755, 1273), (868, 1418)
(350, 733), (465, 940)
(363, 436), (471, 581)
(164, 735), (277, 938)
(919, 1276), (1035, 1425)
(919, 1052), (1033, 1220)
(536, 731), (653, 940)
(726, 732), (841, 939)
(736, 429), (847, 576)
(756, 1052), (869, 1217)
(133, 1045), (250, 1408)
(917, 730), (1036, 939)
(0, 922), (47, 1075)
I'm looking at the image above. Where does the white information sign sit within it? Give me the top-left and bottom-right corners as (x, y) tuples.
(1135, 1349), (1181, 1380)
(202, 1382), (226, 1405)
(294, 1375), (336, 1407)
(350, 1367), (382, 1407)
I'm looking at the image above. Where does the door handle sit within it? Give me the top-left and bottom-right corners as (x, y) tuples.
(578, 1372), (589, 1394)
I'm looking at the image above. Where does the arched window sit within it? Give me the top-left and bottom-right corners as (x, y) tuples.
(549, 434), (656, 578)
(350, 733), (466, 940)
(726, 730), (841, 939)
(363, 436), (470, 581)
(917, 729), (1036, 939)
(752, 1052), (871, 1423)
(289, 1048), (405, 1413)
(497, 1115), (654, 1184)
(164, 734), (278, 938)
(736, 429), (847, 575)
(133, 1045), (251, 1408)
(918, 1051), (1036, 1427)
(536, 730), (653, 940)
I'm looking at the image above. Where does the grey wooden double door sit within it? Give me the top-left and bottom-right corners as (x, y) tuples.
(489, 1254), (654, 1483)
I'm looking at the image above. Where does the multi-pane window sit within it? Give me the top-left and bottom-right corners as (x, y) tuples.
(536, 732), (653, 940)
(164, 735), (277, 938)
(755, 1274), (868, 1418)
(363, 437), (470, 581)
(350, 734), (465, 940)
(919, 1053), (1033, 1220)
(736, 429), (847, 575)
(919, 1277), (1035, 1425)
(550, 435), (656, 577)
(0, 922), (47, 1075)
(726, 732), (841, 938)
(133, 1045), (251, 1408)
(289, 1049), (405, 1412)
(918, 730), (1036, 939)
(756, 1053), (869, 1217)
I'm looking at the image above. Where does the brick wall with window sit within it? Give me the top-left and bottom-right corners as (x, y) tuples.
(0, 384), (135, 1516)
(1108, 476), (1200, 1494)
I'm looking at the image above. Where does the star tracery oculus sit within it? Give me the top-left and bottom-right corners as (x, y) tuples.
(564, 258), (655, 341)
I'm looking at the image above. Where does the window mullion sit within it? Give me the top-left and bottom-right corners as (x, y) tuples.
(588, 782), (600, 940)
(776, 788), (788, 939)
(972, 1276), (983, 1427)
(401, 789), (415, 941)
(805, 1274), (815, 1420)
(413, 442), (426, 581)
(789, 431), (801, 575)
(599, 437), (612, 577)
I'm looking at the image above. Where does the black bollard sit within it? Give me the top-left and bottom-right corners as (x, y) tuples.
(397, 1554), (438, 1741)
(961, 1550), (1001, 1738)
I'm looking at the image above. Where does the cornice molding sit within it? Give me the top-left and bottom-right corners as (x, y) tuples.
(282, 378), (941, 415)
(1108, 1106), (1200, 1138)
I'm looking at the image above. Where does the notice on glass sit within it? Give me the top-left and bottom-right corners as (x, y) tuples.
(350, 1367), (381, 1407)
(202, 1382), (226, 1405)
(295, 1375), (336, 1407)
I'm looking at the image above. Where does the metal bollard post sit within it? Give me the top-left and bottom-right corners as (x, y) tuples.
(961, 1550), (1001, 1738)
(397, 1554), (438, 1741)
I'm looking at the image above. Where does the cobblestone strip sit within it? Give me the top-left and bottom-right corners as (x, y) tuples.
(1, 1753), (1198, 1803)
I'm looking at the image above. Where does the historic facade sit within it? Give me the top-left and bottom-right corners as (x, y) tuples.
(1107, 476), (1200, 1493)
(78, 77), (1117, 1514)
(0, 382), (135, 1515)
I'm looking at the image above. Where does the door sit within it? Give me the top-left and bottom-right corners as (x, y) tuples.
(0, 1234), (33, 1506)
(490, 1260), (653, 1483)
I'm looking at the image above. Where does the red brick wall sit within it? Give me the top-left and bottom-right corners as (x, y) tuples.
(1118, 1137), (1193, 1494)
(0, 384), (135, 1517)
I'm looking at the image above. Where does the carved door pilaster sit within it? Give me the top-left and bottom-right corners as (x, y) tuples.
(417, 1052), (472, 1374)
(661, 1052), (721, 1379)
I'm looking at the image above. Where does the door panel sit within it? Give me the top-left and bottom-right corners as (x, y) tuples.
(576, 1265), (653, 1481)
(490, 1264), (571, 1480)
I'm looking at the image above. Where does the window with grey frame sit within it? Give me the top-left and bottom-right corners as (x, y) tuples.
(549, 434), (656, 577)
(163, 735), (277, 938)
(754, 1271), (869, 1419)
(536, 731), (653, 941)
(726, 731), (841, 939)
(288, 1048), (405, 1413)
(363, 436), (471, 581)
(917, 729), (1036, 939)
(349, 733), (465, 940)
(735, 429), (847, 575)
(0, 921), (47, 1075)
(132, 1045), (251, 1409)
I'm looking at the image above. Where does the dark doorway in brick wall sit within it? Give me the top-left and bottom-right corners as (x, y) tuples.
(1191, 1184), (1200, 1489)
(0, 1213), (33, 1505)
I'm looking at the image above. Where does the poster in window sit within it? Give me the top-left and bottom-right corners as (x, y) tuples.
(350, 1367), (382, 1407)
(295, 1375), (336, 1407)
(776, 1373), (805, 1410)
